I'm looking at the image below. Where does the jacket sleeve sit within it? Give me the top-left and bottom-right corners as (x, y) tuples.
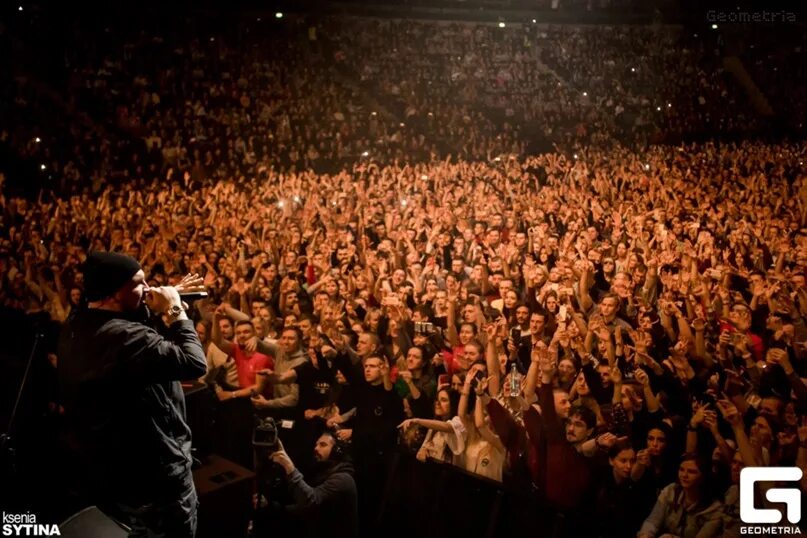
(264, 383), (300, 409)
(694, 510), (723, 538)
(538, 382), (563, 442)
(639, 484), (672, 537)
(264, 357), (308, 409)
(486, 398), (523, 456)
(113, 319), (207, 383)
(287, 469), (352, 510)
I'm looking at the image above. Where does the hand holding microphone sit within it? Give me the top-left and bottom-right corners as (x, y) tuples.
(145, 273), (206, 313)
(144, 286), (183, 314)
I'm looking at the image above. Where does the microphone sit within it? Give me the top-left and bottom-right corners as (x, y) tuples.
(179, 291), (209, 302)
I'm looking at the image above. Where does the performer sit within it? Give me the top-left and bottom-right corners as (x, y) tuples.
(58, 251), (207, 537)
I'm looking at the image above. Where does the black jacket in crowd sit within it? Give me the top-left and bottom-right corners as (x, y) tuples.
(334, 353), (403, 456)
(286, 460), (358, 538)
(57, 307), (207, 505)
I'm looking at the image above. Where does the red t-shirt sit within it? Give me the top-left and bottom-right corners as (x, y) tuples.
(441, 345), (467, 378)
(232, 344), (274, 391)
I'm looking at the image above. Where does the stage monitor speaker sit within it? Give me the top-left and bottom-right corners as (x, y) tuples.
(194, 453), (255, 538)
(59, 506), (129, 538)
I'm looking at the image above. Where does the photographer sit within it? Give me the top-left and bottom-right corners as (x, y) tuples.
(261, 434), (358, 538)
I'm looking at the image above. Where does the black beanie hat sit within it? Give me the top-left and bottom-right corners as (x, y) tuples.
(83, 251), (142, 301)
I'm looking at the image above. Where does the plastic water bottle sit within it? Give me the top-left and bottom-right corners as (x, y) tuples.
(509, 363), (519, 395)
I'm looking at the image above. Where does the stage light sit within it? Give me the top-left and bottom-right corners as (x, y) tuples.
(399, 122), (405, 127)
(498, 22), (506, 28)
(582, 91), (588, 97)
(573, 154), (578, 160)
(532, 19), (536, 23)
(18, 6), (23, 11)
(667, 103), (672, 108)
(276, 12), (283, 19)
(40, 164), (46, 170)
(631, 67), (635, 73)
(711, 24), (718, 29)
(371, 111), (377, 116)
(656, 106), (661, 111)
(362, 151), (369, 157)
(35, 137), (40, 143)
(644, 163), (650, 171)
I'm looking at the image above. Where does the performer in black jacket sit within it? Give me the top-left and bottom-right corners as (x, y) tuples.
(58, 251), (207, 537)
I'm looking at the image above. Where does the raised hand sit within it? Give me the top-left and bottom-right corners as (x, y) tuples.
(610, 364), (623, 385)
(596, 432), (627, 449)
(634, 368), (650, 387)
(244, 336), (258, 353)
(474, 375), (491, 396)
(635, 448), (651, 467)
(798, 416), (807, 445)
(690, 401), (710, 429)
(716, 399), (742, 427)
(538, 350), (556, 381)
(766, 348), (794, 374)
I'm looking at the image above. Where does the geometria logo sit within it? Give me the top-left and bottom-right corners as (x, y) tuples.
(1, 513), (61, 536)
(740, 467), (803, 535)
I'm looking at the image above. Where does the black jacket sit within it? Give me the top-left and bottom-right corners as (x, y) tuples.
(334, 353), (403, 455)
(58, 308), (206, 504)
(287, 460), (358, 538)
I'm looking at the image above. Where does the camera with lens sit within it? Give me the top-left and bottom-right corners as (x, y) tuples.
(253, 416), (279, 453)
(414, 321), (437, 336)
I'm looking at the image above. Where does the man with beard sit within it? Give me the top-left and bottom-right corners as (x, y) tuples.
(58, 252), (206, 536)
(267, 433), (358, 538)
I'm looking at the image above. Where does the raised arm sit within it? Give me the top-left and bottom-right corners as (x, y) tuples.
(484, 323), (502, 397)
(474, 394), (504, 452)
(446, 295), (459, 348)
(211, 310), (235, 356)
(717, 399), (759, 467)
(398, 417), (454, 434)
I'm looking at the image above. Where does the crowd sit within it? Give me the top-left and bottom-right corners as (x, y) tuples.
(2, 7), (807, 538)
(5, 12), (796, 196)
(3, 136), (807, 535)
(537, 24), (759, 142)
